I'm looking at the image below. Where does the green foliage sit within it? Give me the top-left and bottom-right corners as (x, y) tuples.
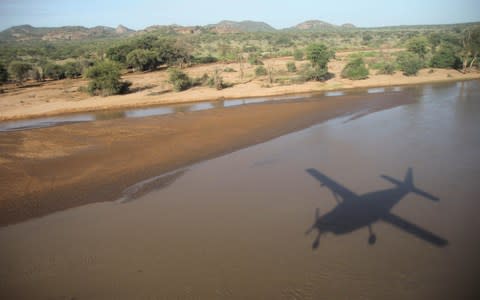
(430, 44), (461, 68)
(376, 62), (396, 75)
(396, 52), (423, 76)
(293, 49), (304, 61)
(126, 49), (159, 71)
(43, 63), (66, 80)
(85, 60), (129, 96)
(106, 44), (135, 64)
(0, 63), (8, 83)
(341, 57), (369, 80)
(286, 62), (297, 72)
(305, 43), (334, 80)
(63, 61), (83, 78)
(193, 55), (218, 64)
(207, 69), (227, 90)
(168, 68), (192, 91)
(255, 65), (267, 76)
(223, 67), (236, 72)
(8, 61), (32, 83)
(407, 36), (429, 59)
(248, 53), (264, 65)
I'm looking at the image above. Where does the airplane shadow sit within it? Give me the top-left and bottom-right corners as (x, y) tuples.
(305, 168), (448, 249)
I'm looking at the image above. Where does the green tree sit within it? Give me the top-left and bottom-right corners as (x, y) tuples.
(106, 44), (136, 64)
(168, 68), (191, 92)
(305, 43), (334, 80)
(85, 60), (129, 96)
(63, 61), (83, 79)
(43, 63), (66, 80)
(396, 52), (423, 76)
(255, 65), (267, 76)
(126, 49), (159, 71)
(341, 58), (369, 80)
(0, 63), (8, 83)
(459, 27), (480, 73)
(407, 36), (429, 60)
(8, 61), (32, 84)
(430, 44), (461, 69)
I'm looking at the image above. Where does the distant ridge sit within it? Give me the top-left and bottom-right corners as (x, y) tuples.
(206, 20), (276, 33)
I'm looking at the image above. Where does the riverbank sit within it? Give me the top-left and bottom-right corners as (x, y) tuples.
(0, 90), (416, 226)
(1, 53), (479, 121)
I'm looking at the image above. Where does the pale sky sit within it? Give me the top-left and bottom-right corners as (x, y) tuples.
(0, 0), (479, 30)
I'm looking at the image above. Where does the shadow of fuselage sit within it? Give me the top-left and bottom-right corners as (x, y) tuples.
(305, 168), (448, 249)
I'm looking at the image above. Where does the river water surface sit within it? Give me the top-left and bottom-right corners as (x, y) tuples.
(0, 80), (479, 299)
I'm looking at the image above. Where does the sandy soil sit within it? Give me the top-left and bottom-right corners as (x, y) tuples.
(0, 91), (416, 226)
(1, 51), (479, 121)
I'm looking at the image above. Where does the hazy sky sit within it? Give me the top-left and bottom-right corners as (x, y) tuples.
(0, 0), (479, 30)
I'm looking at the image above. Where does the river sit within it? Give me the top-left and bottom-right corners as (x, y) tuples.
(0, 80), (479, 299)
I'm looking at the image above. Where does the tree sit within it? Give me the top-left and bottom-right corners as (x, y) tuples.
(85, 60), (129, 96)
(0, 63), (8, 83)
(305, 43), (334, 80)
(293, 49), (304, 61)
(407, 36), (429, 60)
(459, 27), (480, 73)
(106, 44), (136, 64)
(126, 49), (159, 71)
(63, 61), (83, 79)
(8, 61), (32, 84)
(430, 44), (461, 69)
(286, 62), (297, 72)
(396, 52), (423, 76)
(341, 58), (369, 80)
(43, 63), (65, 80)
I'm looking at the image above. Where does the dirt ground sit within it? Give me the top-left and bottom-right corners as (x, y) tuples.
(1, 50), (479, 121)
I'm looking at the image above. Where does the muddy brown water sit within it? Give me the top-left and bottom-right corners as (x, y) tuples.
(1, 80), (479, 299)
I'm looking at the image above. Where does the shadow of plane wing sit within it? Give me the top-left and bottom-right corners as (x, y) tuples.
(382, 213), (448, 247)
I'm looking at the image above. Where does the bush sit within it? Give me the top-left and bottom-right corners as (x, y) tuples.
(0, 63), (8, 83)
(341, 58), (369, 80)
(306, 43), (334, 81)
(286, 62), (297, 72)
(255, 66), (267, 76)
(126, 49), (159, 71)
(43, 63), (66, 80)
(407, 36), (429, 59)
(377, 62), (396, 75)
(85, 60), (129, 96)
(207, 69), (227, 90)
(223, 67), (236, 72)
(430, 44), (461, 69)
(293, 49), (304, 61)
(63, 61), (83, 78)
(168, 68), (192, 91)
(248, 53), (264, 65)
(193, 55), (218, 64)
(396, 52), (423, 76)
(8, 61), (32, 84)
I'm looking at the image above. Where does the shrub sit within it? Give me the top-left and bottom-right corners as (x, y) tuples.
(168, 68), (192, 91)
(193, 55), (218, 64)
(430, 44), (461, 69)
(377, 62), (396, 75)
(248, 53), (264, 65)
(0, 63), (8, 83)
(208, 69), (226, 90)
(306, 43), (334, 81)
(293, 49), (304, 61)
(223, 67), (236, 72)
(85, 60), (129, 96)
(43, 63), (66, 80)
(126, 49), (159, 71)
(396, 52), (423, 76)
(286, 62), (297, 72)
(63, 61), (83, 78)
(407, 36), (429, 59)
(255, 65), (267, 76)
(341, 58), (369, 80)
(8, 61), (32, 84)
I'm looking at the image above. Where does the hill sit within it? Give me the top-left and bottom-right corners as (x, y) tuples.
(0, 24), (134, 42)
(206, 20), (276, 33)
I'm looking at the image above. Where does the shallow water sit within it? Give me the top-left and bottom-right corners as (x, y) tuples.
(0, 80), (479, 299)
(0, 86), (405, 132)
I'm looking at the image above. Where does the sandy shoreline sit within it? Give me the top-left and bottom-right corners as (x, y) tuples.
(1, 54), (479, 121)
(0, 91), (416, 226)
